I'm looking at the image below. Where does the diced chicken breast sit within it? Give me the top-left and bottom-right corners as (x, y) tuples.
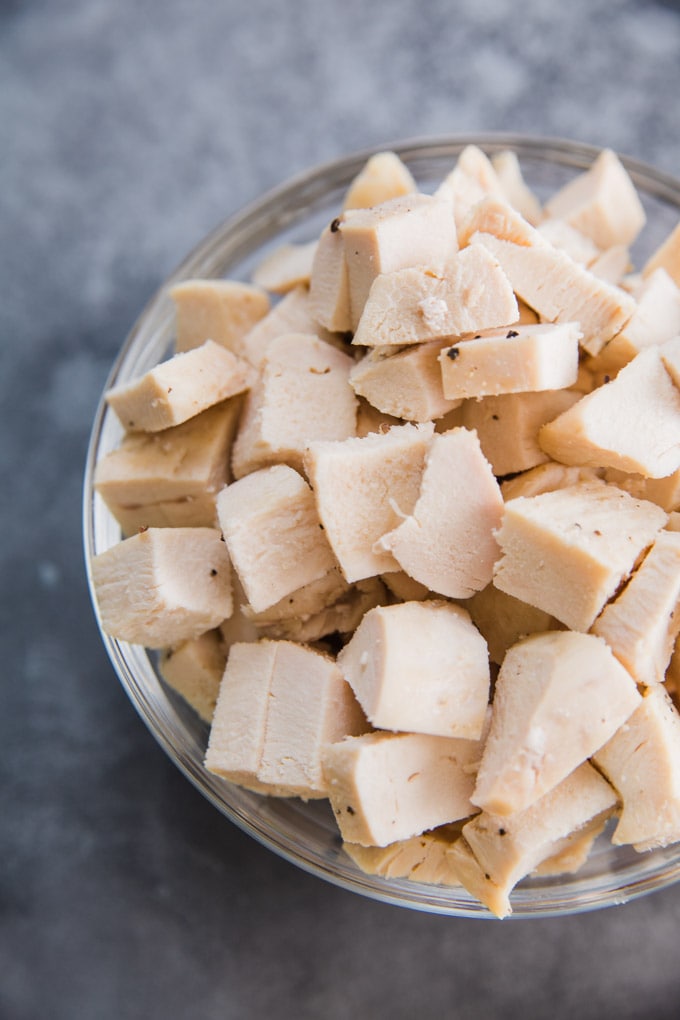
(472, 632), (640, 816)
(252, 240), (317, 294)
(587, 269), (680, 373)
(471, 232), (636, 356)
(435, 146), (504, 228)
(376, 427), (504, 598)
(159, 630), (226, 723)
(338, 601), (490, 739)
(322, 730), (483, 846)
(342, 151), (417, 211)
(241, 285), (337, 367)
(493, 480), (667, 630)
(170, 279), (270, 355)
(92, 527), (232, 647)
(491, 150), (543, 225)
(343, 824), (462, 885)
(309, 221), (353, 332)
(465, 584), (561, 666)
(350, 340), (462, 422)
(603, 466), (680, 513)
(500, 462), (603, 502)
(231, 333), (357, 477)
(205, 640), (367, 799)
(450, 763), (617, 917)
(340, 193), (458, 328)
(106, 340), (255, 433)
(439, 322), (581, 400)
(593, 685), (680, 850)
(304, 422), (434, 582)
(94, 399), (242, 532)
(591, 530), (680, 685)
(216, 464), (337, 614)
(537, 219), (601, 264)
(643, 221), (680, 287)
(543, 149), (646, 249)
(539, 346), (680, 478)
(462, 389), (580, 477)
(352, 244), (518, 348)
(253, 578), (388, 644)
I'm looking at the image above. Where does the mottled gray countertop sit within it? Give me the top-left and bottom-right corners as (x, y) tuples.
(4, 1), (680, 1017)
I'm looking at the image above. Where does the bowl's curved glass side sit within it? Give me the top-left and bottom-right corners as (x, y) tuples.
(84, 135), (680, 918)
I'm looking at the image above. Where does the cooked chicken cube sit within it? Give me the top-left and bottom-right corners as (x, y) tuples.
(231, 333), (357, 477)
(493, 480), (667, 631)
(350, 340), (462, 422)
(352, 244), (518, 348)
(539, 346), (680, 478)
(376, 427), (504, 599)
(205, 640), (367, 799)
(322, 730), (483, 846)
(252, 240), (317, 294)
(341, 194), (458, 328)
(451, 763), (617, 917)
(593, 686), (680, 850)
(94, 399), (242, 532)
(591, 530), (680, 685)
(217, 464), (337, 614)
(472, 632), (640, 815)
(338, 601), (490, 739)
(304, 422), (433, 582)
(465, 585), (561, 666)
(543, 148), (646, 249)
(342, 151), (417, 211)
(170, 279), (270, 355)
(159, 630), (226, 723)
(491, 150), (542, 225)
(92, 527), (232, 647)
(462, 389), (580, 477)
(106, 340), (255, 433)
(439, 322), (581, 400)
(643, 221), (680, 287)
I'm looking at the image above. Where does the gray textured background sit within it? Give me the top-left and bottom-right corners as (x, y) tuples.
(4, 1), (680, 1017)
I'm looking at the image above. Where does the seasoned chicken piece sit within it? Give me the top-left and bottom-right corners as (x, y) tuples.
(344, 824), (463, 885)
(309, 220), (353, 332)
(342, 151), (416, 211)
(338, 600), (490, 740)
(450, 763), (617, 917)
(465, 585), (561, 666)
(159, 630), (226, 723)
(205, 640), (367, 799)
(435, 145), (504, 227)
(94, 399), (242, 533)
(352, 244), (518, 348)
(462, 389), (580, 477)
(322, 730), (484, 846)
(252, 240), (317, 294)
(539, 346), (680, 478)
(493, 479), (667, 631)
(350, 340), (462, 422)
(491, 149), (542, 225)
(106, 340), (255, 433)
(543, 148), (646, 249)
(643, 221), (680, 287)
(170, 279), (270, 355)
(341, 193), (458, 328)
(591, 530), (680, 685)
(472, 632), (640, 815)
(439, 322), (581, 400)
(231, 333), (357, 477)
(304, 422), (433, 582)
(593, 685), (680, 850)
(376, 427), (504, 599)
(92, 527), (232, 647)
(217, 464), (336, 614)
(587, 269), (680, 373)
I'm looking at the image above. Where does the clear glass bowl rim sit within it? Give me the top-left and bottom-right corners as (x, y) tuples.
(83, 132), (680, 919)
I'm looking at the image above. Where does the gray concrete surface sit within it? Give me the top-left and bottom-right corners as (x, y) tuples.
(3, 1), (680, 1017)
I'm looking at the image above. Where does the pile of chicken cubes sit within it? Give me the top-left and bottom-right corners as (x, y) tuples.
(92, 145), (680, 916)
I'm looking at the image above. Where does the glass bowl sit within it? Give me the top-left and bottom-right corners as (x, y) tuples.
(84, 134), (680, 918)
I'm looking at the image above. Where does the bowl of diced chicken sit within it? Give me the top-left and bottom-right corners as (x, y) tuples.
(84, 135), (680, 918)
